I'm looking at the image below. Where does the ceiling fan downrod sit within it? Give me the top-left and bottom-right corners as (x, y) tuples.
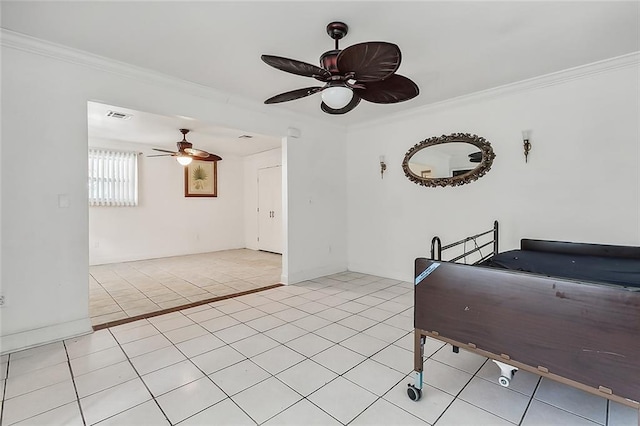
(326, 21), (348, 50)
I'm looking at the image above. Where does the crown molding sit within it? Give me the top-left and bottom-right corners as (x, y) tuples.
(0, 29), (346, 133)
(3, 29), (637, 133)
(349, 51), (640, 132)
(0, 29), (225, 103)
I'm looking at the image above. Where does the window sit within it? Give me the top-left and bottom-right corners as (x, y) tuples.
(88, 148), (138, 206)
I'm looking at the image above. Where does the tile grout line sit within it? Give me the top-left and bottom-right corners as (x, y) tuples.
(518, 376), (542, 426)
(92, 284), (284, 331)
(145, 302), (314, 424)
(108, 279), (405, 359)
(90, 250), (282, 324)
(285, 301), (418, 424)
(2, 346), (90, 426)
(5, 273), (618, 425)
(0, 358), (9, 426)
(530, 397), (610, 425)
(343, 380), (405, 426)
(426, 348), (488, 425)
(112, 280), (410, 425)
(63, 340), (88, 426)
(104, 327), (173, 425)
(8, 276), (408, 425)
(142, 317), (262, 425)
(250, 314), (415, 425)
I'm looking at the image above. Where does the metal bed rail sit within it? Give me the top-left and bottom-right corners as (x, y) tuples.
(431, 220), (499, 263)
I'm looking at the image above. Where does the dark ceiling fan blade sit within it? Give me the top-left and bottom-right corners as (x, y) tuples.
(147, 154), (174, 157)
(152, 148), (178, 154)
(261, 55), (331, 81)
(193, 153), (222, 162)
(320, 94), (361, 115)
(355, 74), (419, 104)
(264, 86), (323, 104)
(337, 42), (401, 82)
(184, 148), (210, 158)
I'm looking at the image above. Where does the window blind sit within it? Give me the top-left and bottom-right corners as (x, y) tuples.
(88, 149), (138, 206)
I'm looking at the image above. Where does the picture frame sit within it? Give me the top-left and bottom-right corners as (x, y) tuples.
(184, 159), (218, 197)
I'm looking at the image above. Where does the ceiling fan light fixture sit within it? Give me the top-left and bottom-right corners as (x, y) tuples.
(321, 85), (353, 110)
(176, 155), (193, 166)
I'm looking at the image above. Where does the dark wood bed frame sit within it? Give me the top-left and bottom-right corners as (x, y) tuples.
(412, 222), (640, 422)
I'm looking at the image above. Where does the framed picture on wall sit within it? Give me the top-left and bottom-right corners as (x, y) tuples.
(185, 160), (218, 197)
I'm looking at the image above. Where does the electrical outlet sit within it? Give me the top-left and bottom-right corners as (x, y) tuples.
(0, 295), (5, 307)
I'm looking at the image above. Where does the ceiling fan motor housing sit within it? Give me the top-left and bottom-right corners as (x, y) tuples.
(177, 129), (192, 152)
(320, 50), (340, 73)
(177, 141), (193, 152)
(149, 128), (217, 161)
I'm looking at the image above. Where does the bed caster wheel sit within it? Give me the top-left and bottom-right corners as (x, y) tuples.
(407, 384), (422, 401)
(498, 368), (517, 387)
(498, 376), (510, 387)
(493, 360), (517, 388)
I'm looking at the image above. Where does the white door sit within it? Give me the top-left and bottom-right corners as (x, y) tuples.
(258, 166), (282, 254)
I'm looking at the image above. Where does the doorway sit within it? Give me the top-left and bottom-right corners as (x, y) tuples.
(87, 101), (286, 327)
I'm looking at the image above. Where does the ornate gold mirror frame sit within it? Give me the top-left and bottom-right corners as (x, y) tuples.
(402, 133), (496, 188)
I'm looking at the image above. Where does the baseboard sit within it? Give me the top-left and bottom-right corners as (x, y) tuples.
(287, 263), (348, 285)
(1, 317), (93, 355)
(346, 262), (412, 283)
(89, 246), (247, 266)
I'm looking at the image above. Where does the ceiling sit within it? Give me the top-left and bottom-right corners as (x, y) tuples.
(2, 1), (638, 126)
(87, 101), (281, 157)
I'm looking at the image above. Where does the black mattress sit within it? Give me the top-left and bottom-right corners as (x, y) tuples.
(481, 250), (640, 289)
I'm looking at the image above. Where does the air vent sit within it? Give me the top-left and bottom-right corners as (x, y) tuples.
(106, 111), (132, 120)
(238, 134), (253, 139)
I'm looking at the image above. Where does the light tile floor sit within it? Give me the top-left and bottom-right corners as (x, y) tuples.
(2, 272), (638, 425)
(89, 249), (282, 326)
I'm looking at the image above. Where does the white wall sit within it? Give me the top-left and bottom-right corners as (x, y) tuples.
(284, 133), (348, 284)
(243, 148), (282, 251)
(346, 63), (640, 282)
(0, 34), (348, 354)
(89, 138), (245, 265)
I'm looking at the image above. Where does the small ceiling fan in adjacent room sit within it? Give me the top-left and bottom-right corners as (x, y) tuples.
(468, 151), (482, 163)
(148, 129), (222, 165)
(261, 21), (419, 115)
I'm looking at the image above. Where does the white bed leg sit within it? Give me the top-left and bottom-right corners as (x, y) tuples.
(492, 360), (518, 387)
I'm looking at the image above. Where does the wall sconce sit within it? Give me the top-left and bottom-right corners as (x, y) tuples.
(522, 130), (532, 163)
(379, 155), (387, 179)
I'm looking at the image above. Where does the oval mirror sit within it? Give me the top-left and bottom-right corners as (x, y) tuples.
(402, 133), (495, 187)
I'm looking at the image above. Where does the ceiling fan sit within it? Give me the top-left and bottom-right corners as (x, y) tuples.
(148, 129), (222, 166)
(261, 21), (419, 115)
(469, 152), (482, 163)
